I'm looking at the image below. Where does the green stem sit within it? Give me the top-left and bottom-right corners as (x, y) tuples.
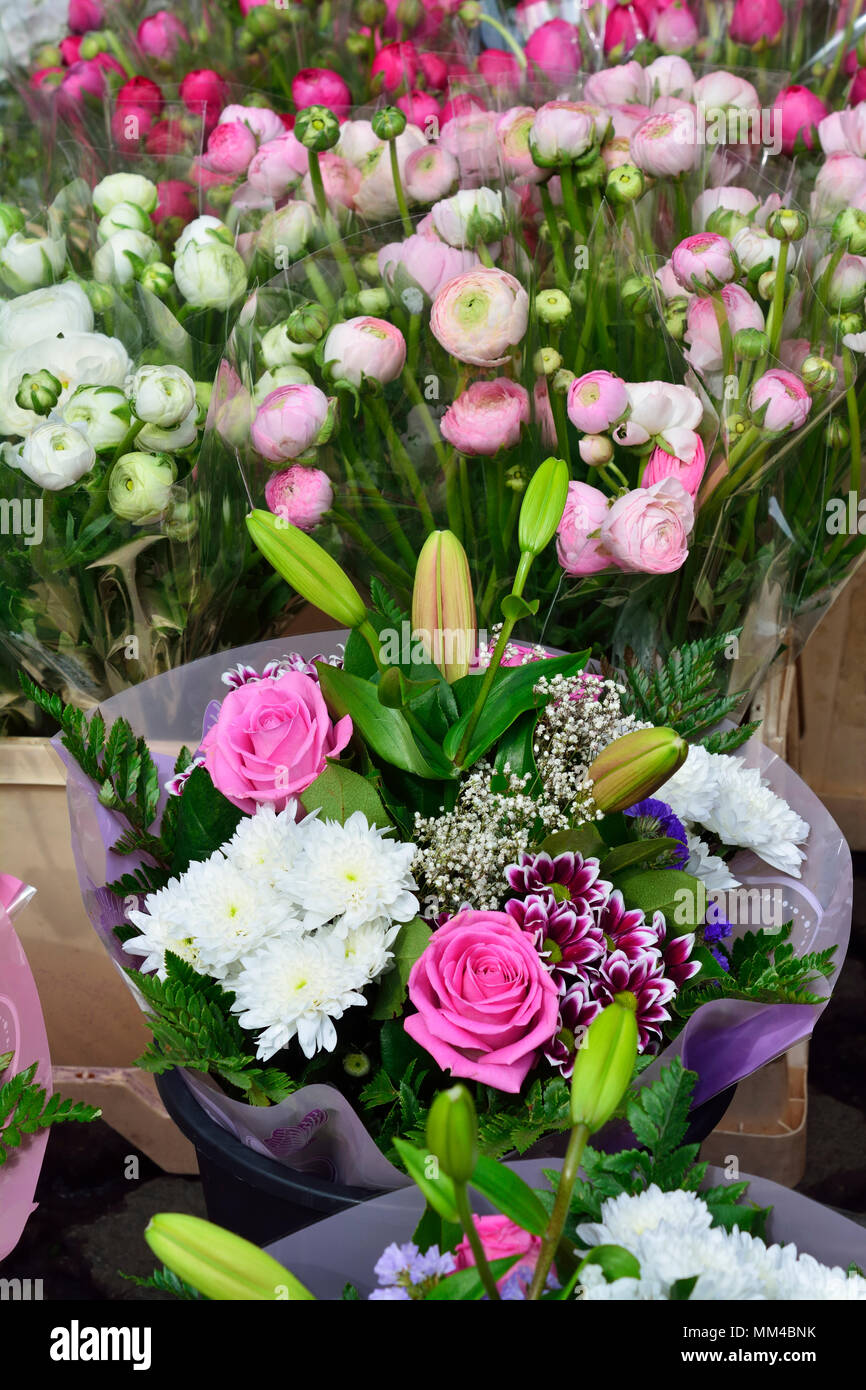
(307, 150), (360, 295)
(401, 366), (448, 468)
(454, 551), (532, 766)
(527, 1122), (589, 1301)
(766, 239), (789, 359)
(369, 396), (435, 532)
(820, 0), (864, 101)
(454, 1184), (501, 1301)
(477, 13), (528, 68)
(388, 138), (413, 237)
(539, 185), (570, 292)
(844, 346), (862, 498)
(330, 505), (414, 592)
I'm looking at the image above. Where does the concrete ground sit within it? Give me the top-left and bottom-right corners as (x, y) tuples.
(4, 855), (866, 1300)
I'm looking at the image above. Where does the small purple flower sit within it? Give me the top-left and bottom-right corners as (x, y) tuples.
(709, 944), (731, 971)
(595, 948), (676, 1052)
(505, 850), (610, 909)
(370, 1241), (455, 1299)
(703, 899), (733, 944)
(543, 978), (604, 1079)
(505, 892), (605, 991)
(598, 890), (661, 959)
(660, 929), (701, 989)
(369, 1286), (411, 1300)
(624, 797), (689, 868)
(163, 752), (206, 797)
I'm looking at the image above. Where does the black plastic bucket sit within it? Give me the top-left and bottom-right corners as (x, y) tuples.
(157, 1069), (736, 1246)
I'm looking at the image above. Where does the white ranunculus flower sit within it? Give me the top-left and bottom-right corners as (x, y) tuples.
(92, 173), (158, 217)
(174, 215), (234, 257)
(431, 187), (506, 248)
(62, 384), (131, 451)
(0, 232), (66, 291)
(0, 281), (93, 350)
(97, 201), (153, 243)
(353, 125), (427, 220)
(128, 364), (196, 428)
(0, 331), (131, 436)
(336, 119), (381, 166)
(174, 241), (247, 309)
(137, 406), (199, 452)
(9, 420), (96, 489)
(256, 201), (317, 261)
(252, 364), (314, 406)
(260, 322), (317, 370)
(93, 230), (160, 286)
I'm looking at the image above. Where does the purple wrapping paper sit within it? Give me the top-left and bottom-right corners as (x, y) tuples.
(57, 636), (852, 1189)
(265, 1160), (866, 1300)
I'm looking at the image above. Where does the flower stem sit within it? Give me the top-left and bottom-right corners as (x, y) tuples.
(454, 551), (532, 766)
(477, 13), (528, 69)
(307, 150), (360, 295)
(388, 137), (413, 237)
(527, 1122), (589, 1300)
(454, 1184), (500, 1301)
(369, 395), (435, 532)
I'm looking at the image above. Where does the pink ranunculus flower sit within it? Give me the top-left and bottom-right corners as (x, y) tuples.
(525, 18), (582, 77)
(604, 0), (652, 58)
(601, 477), (694, 574)
(496, 107), (547, 184)
(438, 112), (500, 187)
(606, 105), (651, 141)
(530, 102), (596, 167)
(454, 1215), (543, 1293)
(652, 0), (698, 54)
(323, 317), (406, 387)
(205, 121), (258, 176)
(378, 235), (479, 301)
(616, 380), (704, 460)
(556, 481), (614, 576)
(439, 379), (530, 456)
(137, 11), (190, 60)
(819, 103), (866, 157)
(684, 285), (764, 375)
(749, 369), (812, 431)
(264, 465), (333, 530)
(567, 370), (629, 434)
(773, 85), (829, 156)
(59, 35), (83, 64)
(630, 106), (700, 177)
(251, 384), (334, 462)
(430, 267), (529, 367)
(68, 0), (103, 32)
(477, 49), (523, 91)
(692, 70), (759, 112)
(728, 0), (784, 46)
(397, 90), (440, 131)
(403, 145), (459, 202)
(218, 104), (285, 145)
(419, 50), (448, 90)
(585, 60), (648, 106)
(58, 59), (110, 103)
(292, 68), (352, 119)
(439, 91), (486, 126)
(671, 232), (736, 290)
(371, 40), (419, 92)
(645, 54), (695, 100)
(112, 104), (154, 148)
(404, 911), (560, 1092)
(199, 674), (353, 813)
(302, 152), (361, 210)
(850, 69), (866, 107)
(642, 436), (706, 498)
(30, 67), (64, 91)
(692, 184), (759, 230)
(118, 76), (164, 112)
(533, 377), (558, 447)
(247, 136), (307, 198)
(811, 151), (866, 224)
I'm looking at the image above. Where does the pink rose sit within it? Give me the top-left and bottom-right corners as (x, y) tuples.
(440, 378), (530, 455)
(556, 481), (613, 576)
(454, 1215), (543, 1292)
(292, 68), (352, 119)
(199, 674), (353, 813)
(265, 466), (333, 530)
(378, 235), (479, 301)
(641, 436), (706, 498)
(404, 911), (559, 1093)
(525, 19), (582, 78)
(601, 477), (694, 574)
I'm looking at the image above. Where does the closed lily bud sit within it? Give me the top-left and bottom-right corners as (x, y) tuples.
(412, 529), (476, 682)
(518, 455), (569, 558)
(570, 997), (638, 1132)
(426, 1085), (478, 1183)
(145, 1213), (313, 1301)
(587, 726), (688, 814)
(246, 508), (367, 629)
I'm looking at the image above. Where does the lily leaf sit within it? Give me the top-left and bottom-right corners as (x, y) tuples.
(444, 650), (590, 768)
(317, 663), (454, 780)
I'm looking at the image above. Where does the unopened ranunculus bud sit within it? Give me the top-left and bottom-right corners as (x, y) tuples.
(579, 433), (614, 467)
(552, 367), (575, 396)
(97, 202), (152, 243)
(733, 326), (769, 360)
(574, 154), (606, 189)
(826, 417), (849, 448)
(294, 105), (341, 152)
(534, 346), (562, 375)
(588, 726), (688, 814)
(621, 275), (654, 312)
(108, 452), (176, 524)
(15, 369), (61, 416)
(245, 4), (281, 36)
(129, 365), (196, 428)
(358, 252), (381, 281)
(425, 1085), (478, 1184)
(246, 509), (368, 628)
(80, 279), (116, 313)
(832, 207), (866, 255)
(286, 301), (330, 344)
(766, 208), (808, 242)
(0, 203), (25, 248)
(705, 206), (752, 239)
(505, 464), (528, 491)
(93, 173), (158, 217)
(412, 529), (476, 682)
(569, 999), (638, 1132)
(831, 310), (864, 336)
(606, 163), (645, 204)
(518, 455), (569, 558)
(346, 31), (373, 58)
(535, 288), (572, 326)
(145, 1213), (313, 1301)
(343, 1051), (371, 1078)
(371, 105), (407, 141)
(357, 0), (387, 25)
(663, 299), (688, 340)
(140, 261), (174, 296)
(355, 287), (390, 316)
(397, 0), (422, 26)
(459, 0), (482, 25)
(757, 268), (796, 301)
(801, 354), (837, 391)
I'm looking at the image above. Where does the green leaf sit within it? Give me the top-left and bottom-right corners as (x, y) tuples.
(370, 916), (432, 1020)
(500, 594), (539, 621)
(469, 1155), (549, 1237)
(626, 1058), (694, 1159)
(578, 1244), (641, 1283)
(541, 824), (606, 860)
(493, 709), (540, 784)
(600, 837), (682, 876)
(669, 1275), (698, 1299)
(316, 663), (454, 780)
(444, 650), (590, 768)
(616, 867), (706, 930)
(393, 1138), (459, 1222)
(423, 1256), (518, 1300)
(300, 760), (393, 829)
(170, 766), (244, 876)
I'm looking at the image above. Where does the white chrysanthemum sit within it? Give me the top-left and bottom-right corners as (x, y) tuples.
(577, 1185), (713, 1249)
(700, 756), (809, 877)
(341, 918), (400, 984)
(658, 744), (719, 823)
(231, 930), (369, 1060)
(633, 1225), (768, 1301)
(294, 811), (419, 936)
(124, 852), (227, 976)
(580, 1266), (663, 1300)
(222, 801), (312, 898)
(686, 832), (741, 891)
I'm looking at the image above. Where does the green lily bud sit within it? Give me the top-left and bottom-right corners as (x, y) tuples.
(145, 1213), (313, 1301)
(286, 300), (330, 344)
(825, 417), (849, 448)
(621, 274), (654, 312)
(551, 367), (575, 396)
(832, 207), (866, 254)
(569, 998), (638, 1131)
(733, 326), (769, 360)
(108, 452), (176, 525)
(0, 203), (25, 248)
(533, 346), (562, 375)
(587, 726), (688, 814)
(606, 163), (645, 204)
(140, 261), (175, 297)
(294, 105), (341, 152)
(412, 529), (476, 682)
(663, 298), (689, 340)
(765, 208), (808, 242)
(518, 456), (569, 558)
(246, 509), (367, 629)
(371, 106), (407, 141)
(535, 288), (572, 326)
(801, 354), (837, 391)
(15, 369), (62, 416)
(426, 1085), (478, 1184)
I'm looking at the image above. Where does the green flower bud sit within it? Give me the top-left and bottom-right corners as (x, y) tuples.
(78, 279), (115, 314)
(574, 154), (606, 190)
(286, 300), (330, 344)
(426, 1085), (478, 1184)
(458, 0), (482, 25)
(343, 1051), (371, 1078)
(145, 1213), (313, 1301)
(705, 206), (752, 239)
(371, 106), (407, 141)
(757, 269), (796, 302)
(534, 346), (562, 375)
(246, 509), (368, 629)
(832, 207), (866, 254)
(518, 455), (569, 558)
(139, 261), (175, 297)
(825, 417), (850, 448)
(552, 367), (576, 396)
(345, 31), (374, 58)
(569, 999), (638, 1132)
(397, 0), (422, 26)
(195, 381), (213, 414)
(357, 0), (387, 25)
(733, 327), (770, 360)
(245, 5), (282, 35)
(412, 529), (476, 682)
(355, 287), (391, 316)
(504, 464), (528, 492)
(79, 31), (109, 59)
(535, 288), (572, 326)
(108, 452), (176, 525)
(0, 203), (25, 248)
(831, 310), (864, 336)
(164, 498), (197, 543)
(621, 274), (654, 312)
(765, 208), (808, 242)
(606, 163), (645, 205)
(801, 354), (837, 391)
(663, 299), (689, 341)
(724, 411), (750, 442)
(587, 726), (688, 814)
(294, 105), (341, 152)
(358, 252), (382, 281)
(34, 43), (63, 68)
(15, 370), (62, 416)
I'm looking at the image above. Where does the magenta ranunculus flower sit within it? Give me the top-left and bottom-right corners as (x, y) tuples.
(199, 674), (352, 814)
(323, 317), (406, 387)
(251, 384), (334, 462)
(180, 70), (228, 125)
(566, 370), (628, 434)
(728, 0), (784, 46)
(153, 179), (197, 226)
(773, 85), (829, 156)
(585, 60), (647, 105)
(378, 235), (479, 302)
(671, 233), (736, 291)
(641, 436), (706, 498)
(556, 480), (614, 576)
(247, 135), (308, 197)
(440, 379), (530, 456)
(748, 369), (812, 431)
(292, 68), (352, 119)
(68, 0), (103, 32)
(430, 267), (529, 367)
(371, 40), (419, 92)
(205, 121), (258, 175)
(652, 0), (698, 55)
(630, 107), (700, 177)
(137, 11), (191, 60)
(601, 477), (694, 574)
(403, 145), (459, 202)
(264, 466), (333, 531)
(525, 19), (582, 78)
(604, 0), (652, 58)
(404, 911), (560, 1092)
(454, 1216), (543, 1294)
(397, 90), (441, 131)
(477, 49), (523, 91)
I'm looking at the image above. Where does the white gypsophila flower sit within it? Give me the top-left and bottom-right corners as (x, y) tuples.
(685, 832), (741, 891)
(222, 801), (311, 896)
(577, 1185), (713, 1250)
(657, 742), (719, 823)
(293, 811), (419, 936)
(700, 756), (809, 877)
(230, 929), (370, 1059)
(0, 281), (93, 350)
